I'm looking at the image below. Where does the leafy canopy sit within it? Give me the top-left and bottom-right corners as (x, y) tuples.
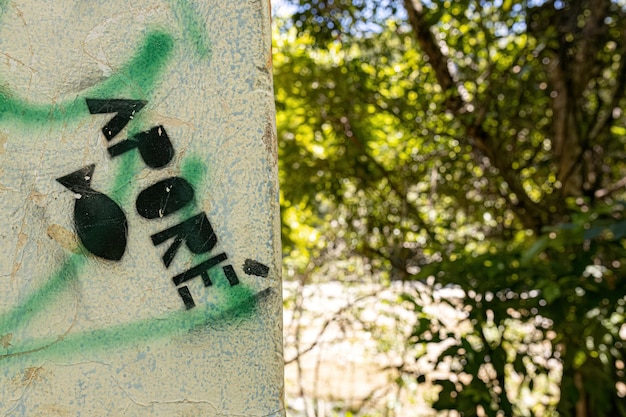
(274, 1), (626, 416)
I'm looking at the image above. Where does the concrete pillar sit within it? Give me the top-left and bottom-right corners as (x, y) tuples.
(0, 1), (283, 416)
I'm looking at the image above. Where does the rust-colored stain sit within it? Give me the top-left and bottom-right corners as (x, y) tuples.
(10, 261), (21, 276)
(47, 224), (80, 253)
(28, 190), (47, 206)
(22, 366), (45, 383)
(40, 405), (71, 417)
(17, 231), (27, 250)
(11, 365), (48, 389)
(0, 131), (7, 155)
(264, 116), (278, 166)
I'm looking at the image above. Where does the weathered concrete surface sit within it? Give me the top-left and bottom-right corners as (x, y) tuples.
(0, 1), (283, 416)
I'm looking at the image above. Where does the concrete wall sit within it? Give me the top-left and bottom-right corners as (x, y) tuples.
(0, 1), (283, 416)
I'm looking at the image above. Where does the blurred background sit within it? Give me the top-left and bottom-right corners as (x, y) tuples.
(270, 1), (626, 416)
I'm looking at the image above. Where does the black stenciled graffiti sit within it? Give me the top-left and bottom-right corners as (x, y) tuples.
(173, 252), (228, 287)
(136, 177), (195, 219)
(87, 99), (175, 167)
(56, 98), (270, 310)
(151, 212), (217, 267)
(56, 164), (128, 261)
(243, 259), (270, 278)
(86, 97), (252, 309)
(108, 126), (175, 168)
(86, 98), (147, 141)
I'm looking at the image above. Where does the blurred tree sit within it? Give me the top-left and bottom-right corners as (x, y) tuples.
(273, 1), (626, 416)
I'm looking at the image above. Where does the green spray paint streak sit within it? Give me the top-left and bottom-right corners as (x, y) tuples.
(0, 30), (173, 125)
(181, 155), (209, 218)
(181, 156), (209, 189)
(169, 0), (212, 59)
(108, 151), (141, 204)
(0, 255), (85, 337)
(0, 285), (263, 365)
(107, 115), (152, 205)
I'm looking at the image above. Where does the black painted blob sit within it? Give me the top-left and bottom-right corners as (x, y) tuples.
(136, 177), (194, 219)
(108, 125), (175, 168)
(86, 98), (147, 141)
(56, 165), (128, 261)
(151, 212), (217, 267)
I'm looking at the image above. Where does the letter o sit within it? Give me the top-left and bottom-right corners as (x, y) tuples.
(136, 177), (194, 219)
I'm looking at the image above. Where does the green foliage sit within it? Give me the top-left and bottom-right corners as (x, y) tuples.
(274, 0), (626, 415)
(413, 201), (626, 416)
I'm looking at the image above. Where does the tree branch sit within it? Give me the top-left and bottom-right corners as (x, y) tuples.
(402, 0), (549, 231)
(340, 114), (439, 242)
(588, 26), (626, 143)
(403, 0), (463, 112)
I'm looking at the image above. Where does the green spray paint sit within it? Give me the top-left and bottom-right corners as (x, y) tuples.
(0, 30), (173, 126)
(181, 156), (209, 188)
(0, 285), (264, 365)
(0, 255), (85, 337)
(0, 117), (260, 364)
(108, 151), (142, 204)
(180, 155), (209, 218)
(0, 191), (262, 364)
(169, 0), (212, 60)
